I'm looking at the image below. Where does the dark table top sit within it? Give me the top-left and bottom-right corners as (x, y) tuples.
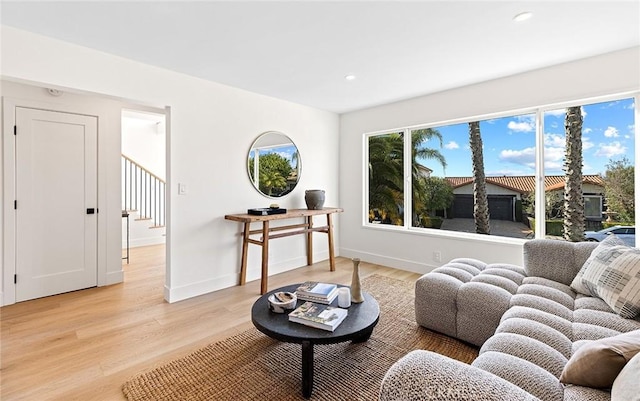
(251, 283), (380, 345)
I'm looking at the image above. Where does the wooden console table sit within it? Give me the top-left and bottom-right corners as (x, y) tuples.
(225, 207), (343, 294)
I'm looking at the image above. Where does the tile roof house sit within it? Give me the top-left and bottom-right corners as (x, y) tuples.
(443, 175), (605, 221)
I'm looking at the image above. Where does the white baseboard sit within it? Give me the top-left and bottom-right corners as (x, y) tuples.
(165, 274), (238, 303)
(105, 269), (124, 286)
(338, 247), (437, 276)
(0, 291), (7, 307)
(163, 252), (330, 303)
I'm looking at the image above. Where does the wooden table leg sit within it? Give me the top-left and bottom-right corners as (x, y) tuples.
(301, 340), (314, 398)
(327, 213), (335, 272)
(240, 222), (250, 285)
(260, 221), (269, 295)
(306, 216), (313, 266)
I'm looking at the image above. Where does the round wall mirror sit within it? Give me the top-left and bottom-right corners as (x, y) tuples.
(247, 131), (301, 198)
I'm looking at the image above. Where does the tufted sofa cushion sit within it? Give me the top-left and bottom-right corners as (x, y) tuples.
(471, 272), (640, 401)
(415, 258), (526, 346)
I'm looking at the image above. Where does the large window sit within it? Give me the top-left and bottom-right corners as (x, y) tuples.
(366, 94), (637, 243)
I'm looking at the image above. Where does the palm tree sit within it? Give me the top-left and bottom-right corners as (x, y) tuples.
(368, 132), (405, 224)
(563, 106), (585, 242)
(260, 170), (287, 196)
(411, 128), (447, 226)
(368, 129), (447, 226)
(469, 121), (490, 234)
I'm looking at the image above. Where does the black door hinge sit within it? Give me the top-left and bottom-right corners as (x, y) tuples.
(14, 274), (17, 284)
(14, 125), (17, 135)
(14, 200), (17, 210)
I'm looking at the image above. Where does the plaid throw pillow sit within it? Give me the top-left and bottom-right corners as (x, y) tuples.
(579, 239), (640, 319)
(571, 234), (628, 295)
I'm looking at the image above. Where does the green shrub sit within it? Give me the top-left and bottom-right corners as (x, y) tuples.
(603, 221), (633, 229)
(421, 216), (443, 229)
(527, 218), (563, 236)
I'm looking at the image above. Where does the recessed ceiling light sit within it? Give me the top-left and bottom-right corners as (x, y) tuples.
(345, 74), (356, 81)
(513, 11), (533, 22)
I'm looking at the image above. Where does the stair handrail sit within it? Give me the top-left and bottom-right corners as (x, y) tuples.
(122, 154), (165, 184)
(122, 154), (166, 228)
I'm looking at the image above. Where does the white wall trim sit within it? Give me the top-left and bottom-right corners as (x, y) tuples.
(340, 247), (436, 275)
(164, 252), (327, 303)
(2, 98), (18, 306)
(106, 270), (124, 286)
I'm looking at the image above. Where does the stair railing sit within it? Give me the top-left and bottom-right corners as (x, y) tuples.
(122, 154), (166, 228)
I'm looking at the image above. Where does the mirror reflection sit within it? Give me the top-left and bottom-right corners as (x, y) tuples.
(247, 131), (301, 198)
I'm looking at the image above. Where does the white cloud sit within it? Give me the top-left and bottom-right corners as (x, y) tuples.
(499, 139), (588, 173)
(507, 121), (534, 132)
(545, 161), (564, 171)
(595, 141), (626, 157)
(544, 133), (594, 150)
(499, 147), (535, 166)
(583, 138), (595, 150)
(544, 133), (564, 147)
(604, 126), (619, 138)
(584, 127), (593, 134)
(444, 141), (459, 150)
(625, 101), (635, 110)
(544, 146), (565, 164)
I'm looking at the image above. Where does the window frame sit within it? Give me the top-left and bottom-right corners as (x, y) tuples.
(363, 91), (639, 244)
(583, 195), (603, 219)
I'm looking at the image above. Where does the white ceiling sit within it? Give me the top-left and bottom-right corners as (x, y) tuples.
(1, 1), (639, 113)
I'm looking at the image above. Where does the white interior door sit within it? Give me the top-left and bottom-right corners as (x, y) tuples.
(15, 107), (98, 302)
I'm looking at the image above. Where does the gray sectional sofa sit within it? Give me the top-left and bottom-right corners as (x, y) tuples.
(380, 238), (640, 401)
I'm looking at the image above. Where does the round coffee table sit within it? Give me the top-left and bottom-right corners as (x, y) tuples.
(251, 283), (380, 398)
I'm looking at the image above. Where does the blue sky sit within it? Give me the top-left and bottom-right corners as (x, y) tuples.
(418, 97), (636, 178)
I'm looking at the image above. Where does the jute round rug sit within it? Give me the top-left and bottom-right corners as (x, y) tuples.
(122, 274), (478, 401)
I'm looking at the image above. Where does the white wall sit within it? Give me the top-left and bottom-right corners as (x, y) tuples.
(1, 26), (340, 303)
(122, 111), (166, 180)
(339, 47), (640, 274)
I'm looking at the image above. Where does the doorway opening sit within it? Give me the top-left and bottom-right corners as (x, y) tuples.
(121, 109), (167, 270)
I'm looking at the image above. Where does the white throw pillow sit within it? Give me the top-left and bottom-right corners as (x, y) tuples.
(571, 234), (627, 295)
(577, 236), (640, 318)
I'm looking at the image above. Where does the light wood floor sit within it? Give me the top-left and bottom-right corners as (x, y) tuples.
(0, 245), (420, 401)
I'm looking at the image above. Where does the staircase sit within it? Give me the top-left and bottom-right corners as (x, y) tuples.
(122, 155), (166, 247)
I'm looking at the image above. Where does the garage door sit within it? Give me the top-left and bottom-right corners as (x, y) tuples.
(452, 195), (514, 221)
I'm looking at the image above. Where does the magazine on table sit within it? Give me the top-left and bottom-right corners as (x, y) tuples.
(296, 289), (339, 304)
(295, 282), (338, 303)
(288, 301), (348, 331)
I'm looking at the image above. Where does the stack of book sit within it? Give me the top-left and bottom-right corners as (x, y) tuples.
(288, 301), (348, 332)
(295, 281), (339, 304)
